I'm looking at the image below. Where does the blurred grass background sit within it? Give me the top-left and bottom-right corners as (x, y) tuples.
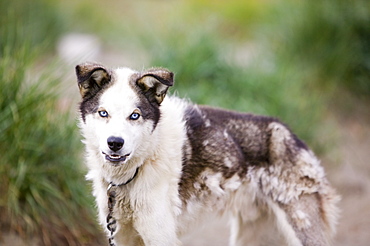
(0, 0), (369, 245)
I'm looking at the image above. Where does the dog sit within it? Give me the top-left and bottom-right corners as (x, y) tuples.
(76, 62), (339, 246)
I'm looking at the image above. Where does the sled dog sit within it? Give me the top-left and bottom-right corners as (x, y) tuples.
(76, 62), (339, 246)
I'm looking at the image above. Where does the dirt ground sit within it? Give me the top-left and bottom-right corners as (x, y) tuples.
(326, 112), (370, 246)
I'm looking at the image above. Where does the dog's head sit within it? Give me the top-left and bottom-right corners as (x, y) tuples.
(76, 62), (173, 167)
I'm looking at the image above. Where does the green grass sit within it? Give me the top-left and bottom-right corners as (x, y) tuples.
(0, 45), (102, 246)
(0, 0), (66, 55)
(273, 0), (370, 97)
(0, 0), (103, 245)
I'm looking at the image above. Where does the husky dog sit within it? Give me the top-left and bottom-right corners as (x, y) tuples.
(76, 62), (339, 246)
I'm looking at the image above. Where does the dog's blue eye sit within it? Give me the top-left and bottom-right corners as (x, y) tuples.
(98, 110), (108, 117)
(130, 112), (140, 120)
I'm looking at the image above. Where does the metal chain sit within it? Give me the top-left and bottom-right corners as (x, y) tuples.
(107, 183), (118, 246)
(105, 167), (139, 246)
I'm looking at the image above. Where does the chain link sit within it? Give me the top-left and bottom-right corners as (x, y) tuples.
(107, 183), (118, 246)
(105, 167), (139, 246)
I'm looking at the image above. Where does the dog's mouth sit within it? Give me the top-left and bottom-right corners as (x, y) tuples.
(102, 152), (130, 164)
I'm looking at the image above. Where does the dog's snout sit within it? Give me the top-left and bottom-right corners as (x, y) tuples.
(107, 136), (124, 152)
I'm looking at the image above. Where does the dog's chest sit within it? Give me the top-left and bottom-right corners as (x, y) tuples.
(112, 192), (135, 224)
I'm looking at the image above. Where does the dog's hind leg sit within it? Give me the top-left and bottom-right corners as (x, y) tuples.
(268, 191), (339, 246)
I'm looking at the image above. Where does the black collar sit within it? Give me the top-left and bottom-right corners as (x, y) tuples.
(109, 167), (140, 187)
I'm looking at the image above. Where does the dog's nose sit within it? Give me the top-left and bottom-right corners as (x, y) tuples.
(107, 136), (124, 152)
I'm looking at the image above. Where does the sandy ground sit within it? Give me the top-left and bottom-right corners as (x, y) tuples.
(327, 115), (370, 246)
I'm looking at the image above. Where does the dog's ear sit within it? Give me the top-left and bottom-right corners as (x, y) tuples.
(136, 68), (174, 105)
(75, 62), (111, 99)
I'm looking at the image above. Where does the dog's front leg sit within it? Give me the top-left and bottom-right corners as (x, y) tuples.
(132, 189), (181, 246)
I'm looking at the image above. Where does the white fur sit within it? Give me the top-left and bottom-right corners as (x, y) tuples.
(81, 68), (188, 245)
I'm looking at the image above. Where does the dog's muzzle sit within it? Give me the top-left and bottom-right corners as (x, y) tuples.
(103, 152), (130, 163)
(104, 136), (130, 164)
